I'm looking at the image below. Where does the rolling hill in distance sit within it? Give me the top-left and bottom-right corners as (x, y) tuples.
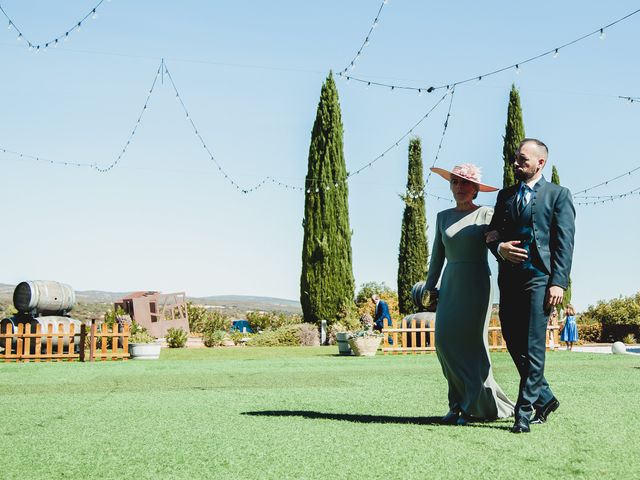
(0, 283), (301, 315)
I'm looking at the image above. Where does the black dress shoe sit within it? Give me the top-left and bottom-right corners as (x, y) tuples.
(531, 398), (560, 425)
(511, 417), (530, 433)
(441, 410), (460, 425)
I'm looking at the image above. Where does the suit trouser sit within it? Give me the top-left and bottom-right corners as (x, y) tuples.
(499, 271), (554, 420)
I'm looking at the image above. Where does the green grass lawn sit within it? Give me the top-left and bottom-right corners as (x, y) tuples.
(1, 347), (639, 479)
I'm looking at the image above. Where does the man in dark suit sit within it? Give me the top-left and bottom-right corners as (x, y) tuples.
(372, 295), (392, 332)
(487, 138), (575, 433)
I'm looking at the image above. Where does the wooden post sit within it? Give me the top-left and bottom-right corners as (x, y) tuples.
(89, 319), (96, 362)
(79, 324), (86, 362)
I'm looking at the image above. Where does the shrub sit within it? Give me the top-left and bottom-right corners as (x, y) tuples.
(246, 311), (299, 331)
(623, 333), (637, 344)
(130, 330), (155, 344)
(577, 322), (601, 344)
(186, 302), (209, 333)
(201, 311), (232, 335)
(203, 330), (227, 347)
(247, 324), (318, 347)
(580, 292), (640, 341)
(297, 323), (320, 346)
(165, 328), (188, 348)
(229, 330), (247, 345)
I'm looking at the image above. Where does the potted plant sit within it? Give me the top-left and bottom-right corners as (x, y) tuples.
(348, 314), (382, 356)
(128, 329), (161, 360)
(348, 330), (383, 356)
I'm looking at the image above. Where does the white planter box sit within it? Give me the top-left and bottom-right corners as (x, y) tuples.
(128, 342), (161, 360)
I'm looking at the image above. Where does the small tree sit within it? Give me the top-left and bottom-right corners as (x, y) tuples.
(502, 84), (525, 188)
(397, 137), (429, 315)
(300, 72), (355, 326)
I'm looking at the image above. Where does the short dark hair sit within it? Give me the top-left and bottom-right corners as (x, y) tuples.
(519, 138), (548, 156)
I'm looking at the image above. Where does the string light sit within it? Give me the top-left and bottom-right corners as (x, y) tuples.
(339, 0), (389, 75)
(423, 87), (456, 187)
(573, 165), (640, 196)
(0, 146), (94, 168)
(340, 8), (640, 93)
(574, 186), (640, 206)
(346, 90), (450, 179)
(619, 96), (640, 103)
(163, 62), (269, 194)
(94, 61), (163, 173)
(0, 1), (107, 51)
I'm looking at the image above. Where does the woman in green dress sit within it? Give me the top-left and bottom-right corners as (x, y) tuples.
(423, 164), (514, 425)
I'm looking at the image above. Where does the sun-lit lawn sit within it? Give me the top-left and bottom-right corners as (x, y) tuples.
(1, 346), (638, 479)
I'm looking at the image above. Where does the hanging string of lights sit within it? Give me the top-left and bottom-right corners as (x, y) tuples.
(338, 8), (640, 93)
(344, 89), (450, 181)
(94, 61), (163, 172)
(573, 164), (640, 196)
(339, 0), (389, 75)
(619, 95), (640, 103)
(0, 146), (94, 168)
(424, 87), (455, 187)
(0, 0), (108, 52)
(574, 186), (640, 205)
(1, 59), (453, 196)
(162, 62), (269, 194)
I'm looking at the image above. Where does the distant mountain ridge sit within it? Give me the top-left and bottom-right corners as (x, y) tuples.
(0, 283), (301, 313)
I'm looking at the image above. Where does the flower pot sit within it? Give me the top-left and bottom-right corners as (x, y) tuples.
(348, 336), (382, 356)
(128, 342), (161, 360)
(335, 332), (352, 355)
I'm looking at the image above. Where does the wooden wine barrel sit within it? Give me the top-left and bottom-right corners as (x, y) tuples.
(13, 281), (76, 314)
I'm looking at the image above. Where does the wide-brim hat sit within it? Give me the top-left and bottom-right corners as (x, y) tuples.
(430, 163), (498, 192)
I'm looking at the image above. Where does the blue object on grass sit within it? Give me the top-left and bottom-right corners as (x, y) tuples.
(231, 319), (253, 333)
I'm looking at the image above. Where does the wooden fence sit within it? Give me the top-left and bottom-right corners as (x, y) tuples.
(383, 316), (561, 355)
(0, 321), (130, 363)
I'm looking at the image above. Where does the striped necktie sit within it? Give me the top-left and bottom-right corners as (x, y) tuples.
(517, 184), (530, 214)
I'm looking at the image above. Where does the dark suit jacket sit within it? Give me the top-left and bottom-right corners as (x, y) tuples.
(487, 176), (575, 289)
(374, 300), (392, 328)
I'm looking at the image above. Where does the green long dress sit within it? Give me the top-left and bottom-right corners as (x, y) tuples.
(425, 206), (514, 420)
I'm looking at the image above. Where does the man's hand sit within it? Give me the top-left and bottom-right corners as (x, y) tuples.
(546, 286), (564, 308)
(497, 240), (528, 264)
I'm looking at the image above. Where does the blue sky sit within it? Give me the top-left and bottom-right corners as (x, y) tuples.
(1, 1), (639, 311)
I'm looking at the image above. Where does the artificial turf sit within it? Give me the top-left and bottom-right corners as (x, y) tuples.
(1, 347), (638, 479)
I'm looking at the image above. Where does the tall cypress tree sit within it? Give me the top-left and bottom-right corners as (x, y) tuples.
(300, 72), (355, 325)
(502, 84), (526, 188)
(550, 165), (572, 312)
(397, 137), (429, 315)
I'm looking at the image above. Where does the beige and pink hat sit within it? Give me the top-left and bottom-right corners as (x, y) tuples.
(430, 163), (498, 192)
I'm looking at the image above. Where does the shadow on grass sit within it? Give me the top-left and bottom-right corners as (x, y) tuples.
(244, 410), (447, 425)
(243, 410), (515, 430)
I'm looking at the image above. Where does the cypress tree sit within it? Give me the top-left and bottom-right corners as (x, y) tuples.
(300, 72), (355, 325)
(397, 137), (429, 315)
(550, 165), (572, 312)
(502, 84), (526, 188)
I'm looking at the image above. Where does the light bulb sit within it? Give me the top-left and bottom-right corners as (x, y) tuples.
(8, 21), (13, 30)
(16, 33), (22, 42)
(553, 49), (559, 58)
(373, 19), (379, 28)
(92, 9), (98, 20)
(515, 64), (520, 74)
(599, 29), (605, 40)
(76, 22), (82, 32)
